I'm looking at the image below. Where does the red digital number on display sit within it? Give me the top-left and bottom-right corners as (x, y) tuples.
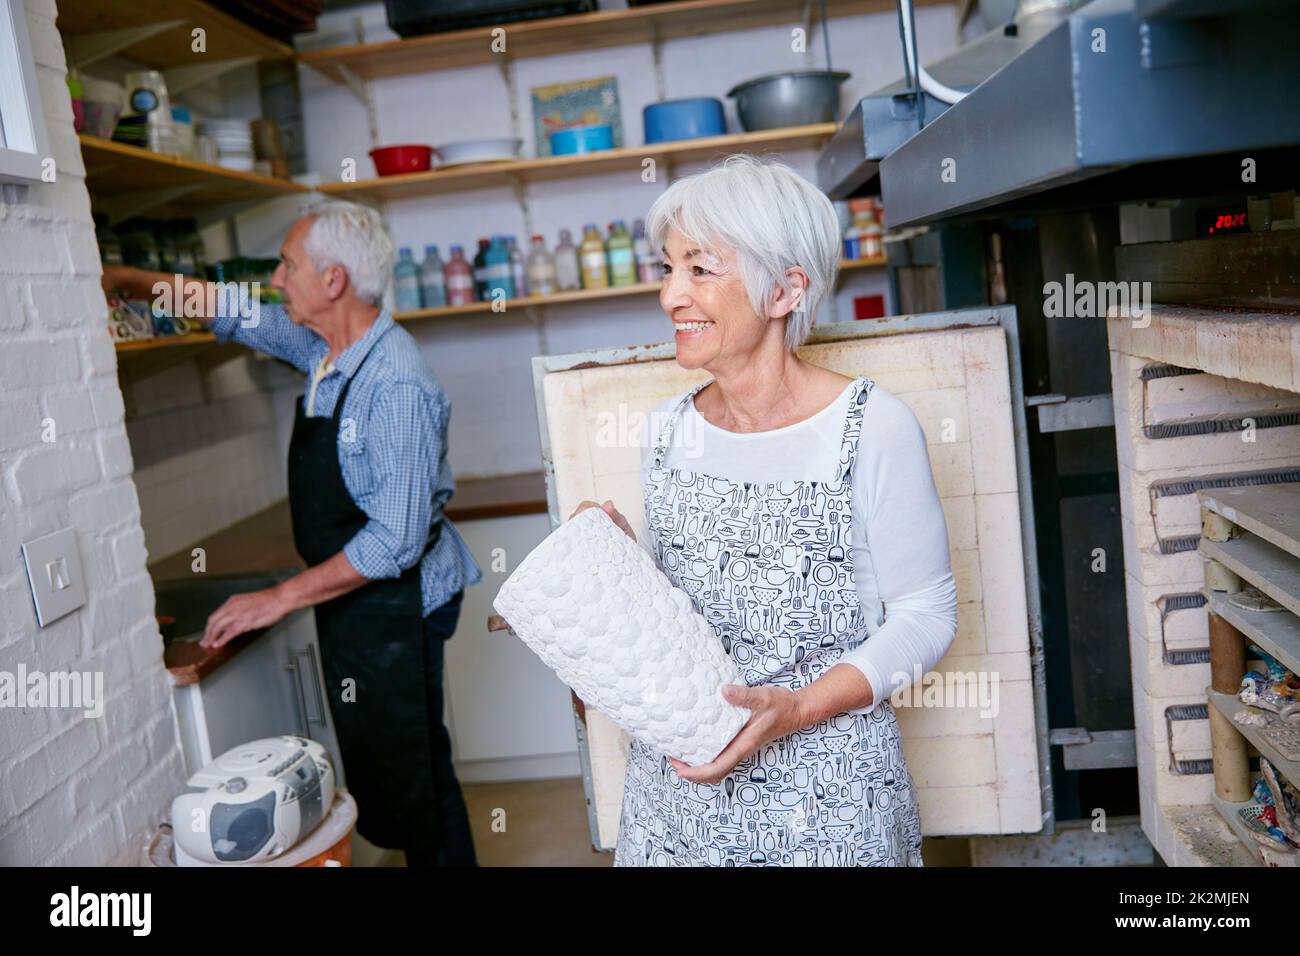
(1208, 213), (1246, 233)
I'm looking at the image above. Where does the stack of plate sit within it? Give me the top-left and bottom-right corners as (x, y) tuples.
(199, 119), (255, 172)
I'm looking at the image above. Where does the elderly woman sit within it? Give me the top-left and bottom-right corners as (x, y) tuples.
(574, 155), (957, 867)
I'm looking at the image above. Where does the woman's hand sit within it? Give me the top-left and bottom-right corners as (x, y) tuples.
(671, 684), (814, 785)
(569, 499), (636, 542)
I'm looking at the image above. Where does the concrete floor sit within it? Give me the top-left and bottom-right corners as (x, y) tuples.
(353, 776), (971, 866)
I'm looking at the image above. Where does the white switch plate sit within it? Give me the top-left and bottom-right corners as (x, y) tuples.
(21, 528), (87, 627)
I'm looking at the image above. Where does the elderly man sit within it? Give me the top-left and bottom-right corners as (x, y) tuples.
(102, 201), (482, 867)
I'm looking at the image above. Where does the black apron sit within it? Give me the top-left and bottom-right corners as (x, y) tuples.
(287, 356), (443, 851)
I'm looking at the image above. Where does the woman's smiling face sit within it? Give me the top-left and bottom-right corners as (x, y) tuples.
(660, 226), (764, 370)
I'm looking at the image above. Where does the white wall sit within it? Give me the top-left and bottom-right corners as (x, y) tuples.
(123, 3), (968, 558)
(0, 0), (186, 866)
(294, 1), (965, 479)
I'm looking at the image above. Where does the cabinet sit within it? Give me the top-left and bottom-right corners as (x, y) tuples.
(443, 512), (581, 782)
(172, 610), (346, 785)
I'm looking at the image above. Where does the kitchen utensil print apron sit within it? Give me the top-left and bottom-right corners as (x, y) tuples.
(613, 375), (924, 867)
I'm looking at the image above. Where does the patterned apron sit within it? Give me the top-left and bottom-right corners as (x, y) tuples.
(613, 375), (924, 867)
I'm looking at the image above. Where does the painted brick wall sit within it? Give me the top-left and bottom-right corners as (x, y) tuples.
(0, 0), (185, 866)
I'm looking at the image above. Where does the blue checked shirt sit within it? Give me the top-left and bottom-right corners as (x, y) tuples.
(210, 294), (482, 615)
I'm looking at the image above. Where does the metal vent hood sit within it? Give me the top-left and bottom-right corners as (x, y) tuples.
(821, 0), (1300, 229)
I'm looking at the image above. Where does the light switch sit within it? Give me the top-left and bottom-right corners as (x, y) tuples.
(21, 529), (87, 627)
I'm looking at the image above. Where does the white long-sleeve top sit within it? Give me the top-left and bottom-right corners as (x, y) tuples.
(638, 379), (958, 713)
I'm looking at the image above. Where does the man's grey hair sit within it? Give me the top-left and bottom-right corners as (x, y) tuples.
(645, 155), (841, 350)
(301, 200), (393, 306)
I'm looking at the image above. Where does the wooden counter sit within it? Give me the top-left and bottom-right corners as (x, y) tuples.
(153, 471), (548, 682)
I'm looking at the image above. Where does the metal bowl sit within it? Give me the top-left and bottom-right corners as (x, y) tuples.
(726, 70), (850, 131)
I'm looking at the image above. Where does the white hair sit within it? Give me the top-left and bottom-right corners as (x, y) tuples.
(645, 155), (841, 350)
(301, 200), (393, 306)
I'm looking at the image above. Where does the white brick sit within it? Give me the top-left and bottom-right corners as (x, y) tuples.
(10, 443), (100, 504)
(81, 330), (119, 378)
(124, 617), (163, 672)
(86, 590), (124, 646)
(97, 429), (134, 479)
(7, 746), (54, 815)
(69, 480), (140, 533)
(88, 385), (125, 427)
(24, 0), (59, 21)
(29, 280), (104, 330)
(72, 735), (150, 817)
(0, 281), (32, 331)
(64, 221), (102, 277)
(111, 525), (149, 578)
(119, 755), (186, 846)
(34, 64), (73, 130)
(24, 11), (66, 73)
(0, 0), (182, 867)
(0, 394), (42, 451)
(43, 717), (100, 780)
(42, 389), (96, 435)
(19, 782), (79, 860)
(0, 338), (80, 386)
(46, 813), (116, 866)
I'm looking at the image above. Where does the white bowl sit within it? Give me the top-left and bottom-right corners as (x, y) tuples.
(434, 138), (522, 167)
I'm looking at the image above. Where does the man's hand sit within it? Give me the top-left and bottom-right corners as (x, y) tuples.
(200, 586), (293, 650)
(670, 684), (814, 785)
(570, 499), (636, 542)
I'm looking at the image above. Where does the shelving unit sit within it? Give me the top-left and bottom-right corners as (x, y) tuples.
(56, 0), (292, 70)
(1199, 483), (1300, 866)
(393, 255), (886, 323)
(318, 125), (838, 202)
(112, 330), (244, 385)
(299, 0), (943, 81)
(81, 135), (310, 221)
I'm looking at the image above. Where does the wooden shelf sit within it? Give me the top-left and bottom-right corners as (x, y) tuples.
(113, 330), (243, 384)
(397, 281), (658, 322)
(300, 0), (945, 81)
(80, 135), (311, 213)
(56, 0), (293, 67)
(1207, 689), (1300, 787)
(395, 256), (886, 322)
(318, 124), (839, 202)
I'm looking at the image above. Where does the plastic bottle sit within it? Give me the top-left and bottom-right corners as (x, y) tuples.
(394, 247), (423, 312)
(607, 220), (637, 287)
(420, 244), (447, 308)
(844, 199), (876, 262)
(472, 238), (491, 300)
(507, 235), (529, 298)
(579, 223), (609, 290)
(632, 218), (658, 284)
(859, 199), (883, 260)
(445, 244), (476, 306)
(554, 228), (581, 291)
(527, 234), (557, 296)
(484, 235), (515, 301)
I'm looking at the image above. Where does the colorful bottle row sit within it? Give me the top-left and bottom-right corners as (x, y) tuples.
(391, 219), (663, 312)
(842, 198), (884, 262)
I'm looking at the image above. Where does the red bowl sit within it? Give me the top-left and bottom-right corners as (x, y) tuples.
(369, 144), (434, 176)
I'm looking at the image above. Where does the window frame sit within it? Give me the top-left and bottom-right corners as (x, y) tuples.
(0, 0), (52, 185)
